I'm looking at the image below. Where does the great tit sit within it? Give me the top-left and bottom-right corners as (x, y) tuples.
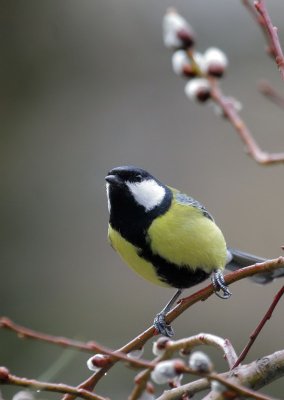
(105, 166), (283, 337)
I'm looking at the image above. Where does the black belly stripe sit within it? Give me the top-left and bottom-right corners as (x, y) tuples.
(139, 246), (210, 289)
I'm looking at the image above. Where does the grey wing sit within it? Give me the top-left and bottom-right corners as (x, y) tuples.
(175, 192), (214, 221)
(227, 247), (284, 284)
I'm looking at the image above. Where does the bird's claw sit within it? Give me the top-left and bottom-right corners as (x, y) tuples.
(211, 269), (232, 299)
(154, 312), (174, 338)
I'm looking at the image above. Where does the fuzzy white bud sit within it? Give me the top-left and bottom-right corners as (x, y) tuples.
(12, 392), (34, 400)
(87, 353), (110, 372)
(87, 356), (101, 372)
(128, 347), (144, 359)
(137, 392), (155, 400)
(152, 337), (171, 356)
(151, 359), (185, 385)
(184, 78), (211, 102)
(192, 52), (207, 74)
(188, 351), (213, 373)
(172, 50), (191, 76)
(211, 380), (227, 393)
(203, 47), (228, 77)
(172, 50), (206, 77)
(163, 9), (195, 50)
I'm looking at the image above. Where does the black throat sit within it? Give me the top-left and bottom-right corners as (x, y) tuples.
(108, 184), (172, 248)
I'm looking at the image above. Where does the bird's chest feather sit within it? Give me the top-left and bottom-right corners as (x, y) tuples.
(147, 201), (227, 272)
(108, 224), (170, 287)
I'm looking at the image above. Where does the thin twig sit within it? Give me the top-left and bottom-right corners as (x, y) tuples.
(163, 334), (237, 369)
(254, 0), (284, 80)
(232, 285), (284, 369)
(0, 367), (106, 400)
(210, 80), (284, 164)
(0, 317), (152, 370)
(259, 80), (284, 109)
(242, 0), (274, 56)
(129, 333), (238, 400)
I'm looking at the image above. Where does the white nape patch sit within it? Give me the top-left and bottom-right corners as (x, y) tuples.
(106, 183), (111, 213)
(126, 179), (166, 211)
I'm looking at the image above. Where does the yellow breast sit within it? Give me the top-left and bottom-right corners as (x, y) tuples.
(147, 198), (227, 273)
(108, 225), (171, 287)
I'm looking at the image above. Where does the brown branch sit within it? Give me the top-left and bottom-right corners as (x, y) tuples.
(157, 349), (284, 400)
(154, 364), (277, 400)
(259, 80), (284, 109)
(242, 0), (274, 56)
(129, 333), (238, 400)
(0, 367), (106, 400)
(254, 0), (284, 80)
(0, 318), (152, 370)
(210, 80), (284, 164)
(200, 371), (275, 400)
(62, 257), (284, 400)
(232, 285), (284, 369)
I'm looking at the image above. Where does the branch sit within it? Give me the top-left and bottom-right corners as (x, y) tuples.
(0, 367), (106, 400)
(210, 80), (284, 164)
(161, 333), (238, 369)
(129, 333), (238, 399)
(232, 285), (284, 369)
(259, 80), (284, 109)
(157, 349), (284, 400)
(0, 318), (152, 370)
(61, 257), (284, 400)
(254, 0), (284, 80)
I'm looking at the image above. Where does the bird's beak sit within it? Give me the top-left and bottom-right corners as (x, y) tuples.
(105, 174), (122, 185)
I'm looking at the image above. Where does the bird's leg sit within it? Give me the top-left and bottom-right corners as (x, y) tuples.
(153, 289), (183, 337)
(211, 269), (232, 299)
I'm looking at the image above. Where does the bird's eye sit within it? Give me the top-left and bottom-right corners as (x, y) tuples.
(136, 174), (143, 182)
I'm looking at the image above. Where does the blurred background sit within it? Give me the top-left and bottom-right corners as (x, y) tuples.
(1, 0), (284, 398)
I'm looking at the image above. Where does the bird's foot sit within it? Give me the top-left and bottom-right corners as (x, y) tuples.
(211, 269), (232, 299)
(153, 312), (174, 338)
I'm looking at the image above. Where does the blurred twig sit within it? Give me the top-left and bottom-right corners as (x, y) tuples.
(0, 317), (152, 370)
(0, 367), (106, 400)
(259, 80), (284, 109)
(210, 79), (284, 164)
(232, 285), (284, 369)
(254, 1), (284, 80)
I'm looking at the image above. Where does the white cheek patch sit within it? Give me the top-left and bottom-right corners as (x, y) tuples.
(126, 179), (166, 211)
(106, 183), (111, 213)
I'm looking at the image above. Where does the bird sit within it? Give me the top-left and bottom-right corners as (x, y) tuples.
(105, 165), (283, 337)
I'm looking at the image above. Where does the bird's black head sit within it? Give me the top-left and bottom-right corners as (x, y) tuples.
(105, 166), (172, 245)
(105, 165), (152, 186)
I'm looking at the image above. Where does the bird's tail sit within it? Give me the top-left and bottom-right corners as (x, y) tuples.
(226, 247), (284, 284)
